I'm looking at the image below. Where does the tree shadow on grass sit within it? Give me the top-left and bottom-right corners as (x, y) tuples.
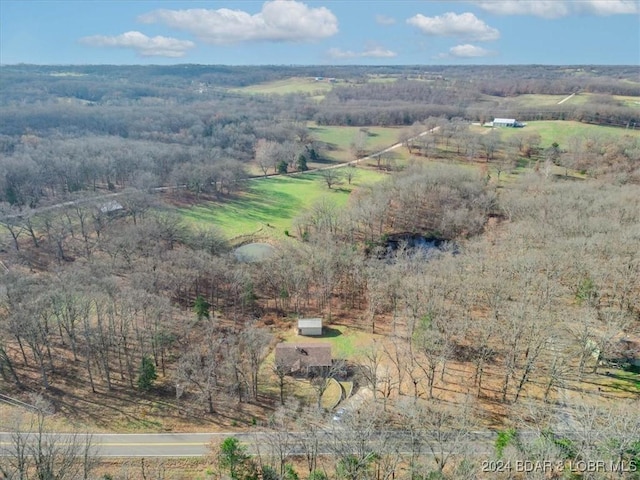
(320, 327), (343, 338)
(187, 186), (301, 227)
(306, 156), (336, 165)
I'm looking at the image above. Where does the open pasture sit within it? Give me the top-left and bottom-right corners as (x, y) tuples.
(614, 94), (640, 108)
(365, 74), (399, 84)
(178, 168), (386, 240)
(309, 123), (401, 162)
(231, 77), (334, 96)
(499, 93), (578, 107)
(493, 120), (640, 147)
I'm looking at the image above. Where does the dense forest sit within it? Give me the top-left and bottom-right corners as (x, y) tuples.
(1, 65), (639, 479)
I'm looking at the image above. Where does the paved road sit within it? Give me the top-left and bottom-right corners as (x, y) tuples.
(0, 432), (243, 458)
(0, 429), (497, 458)
(88, 432), (244, 457)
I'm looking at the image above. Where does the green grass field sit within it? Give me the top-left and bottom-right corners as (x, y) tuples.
(495, 120), (640, 148)
(501, 94), (574, 107)
(366, 75), (399, 84)
(281, 324), (381, 359)
(231, 77), (334, 96)
(309, 124), (401, 162)
(614, 95), (640, 108)
(178, 168), (386, 240)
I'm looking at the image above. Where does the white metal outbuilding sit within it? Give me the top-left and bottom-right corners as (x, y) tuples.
(298, 318), (323, 336)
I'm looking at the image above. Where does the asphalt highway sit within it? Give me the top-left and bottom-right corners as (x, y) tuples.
(0, 430), (497, 458)
(0, 432), (241, 457)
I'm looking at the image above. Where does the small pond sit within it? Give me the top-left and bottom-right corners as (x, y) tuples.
(379, 233), (455, 259)
(385, 234), (443, 252)
(234, 243), (276, 263)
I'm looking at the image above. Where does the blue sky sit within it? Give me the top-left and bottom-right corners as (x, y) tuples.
(1, 1), (639, 65)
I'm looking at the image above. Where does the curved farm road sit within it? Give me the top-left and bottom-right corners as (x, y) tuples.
(291, 126), (438, 174)
(2, 127), (435, 221)
(557, 93), (575, 105)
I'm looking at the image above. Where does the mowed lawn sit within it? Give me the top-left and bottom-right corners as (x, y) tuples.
(178, 168), (386, 240)
(496, 120), (640, 147)
(280, 323), (382, 359)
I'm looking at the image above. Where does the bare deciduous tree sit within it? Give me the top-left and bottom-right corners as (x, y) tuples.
(319, 169), (343, 190)
(1, 396), (97, 480)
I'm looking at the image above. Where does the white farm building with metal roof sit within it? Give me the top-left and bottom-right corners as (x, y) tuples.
(298, 318), (323, 336)
(492, 118), (525, 127)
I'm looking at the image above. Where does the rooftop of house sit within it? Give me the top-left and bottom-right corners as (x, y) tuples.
(275, 342), (332, 372)
(99, 200), (124, 214)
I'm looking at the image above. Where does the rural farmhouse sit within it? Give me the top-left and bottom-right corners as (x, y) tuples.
(275, 343), (332, 375)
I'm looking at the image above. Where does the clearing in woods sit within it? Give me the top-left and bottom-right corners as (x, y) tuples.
(177, 168), (386, 240)
(230, 77), (335, 96)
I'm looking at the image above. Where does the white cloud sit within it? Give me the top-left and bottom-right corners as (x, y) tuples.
(80, 31), (195, 57)
(449, 43), (492, 58)
(471, 0), (638, 18)
(328, 45), (397, 59)
(375, 14), (396, 25)
(580, 0), (639, 15)
(138, 0), (338, 44)
(362, 46), (397, 58)
(470, 1), (570, 19)
(407, 12), (499, 41)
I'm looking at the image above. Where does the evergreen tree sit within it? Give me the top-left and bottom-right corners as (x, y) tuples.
(277, 160), (288, 174)
(194, 294), (210, 320)
(297, 154), (308, 172)
(137, 356), (157, 391)
(218, 437), (257, 480)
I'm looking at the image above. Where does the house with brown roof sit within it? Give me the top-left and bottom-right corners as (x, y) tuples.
(610, 335), (640, 368)
(275, 342), (332, 375)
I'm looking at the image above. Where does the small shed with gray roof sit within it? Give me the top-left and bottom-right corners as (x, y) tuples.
(298, 318), (323, 336)
(99, 200), (124, 214)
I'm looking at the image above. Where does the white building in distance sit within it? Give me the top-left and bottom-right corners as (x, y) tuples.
(491, 118), (525, 128)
